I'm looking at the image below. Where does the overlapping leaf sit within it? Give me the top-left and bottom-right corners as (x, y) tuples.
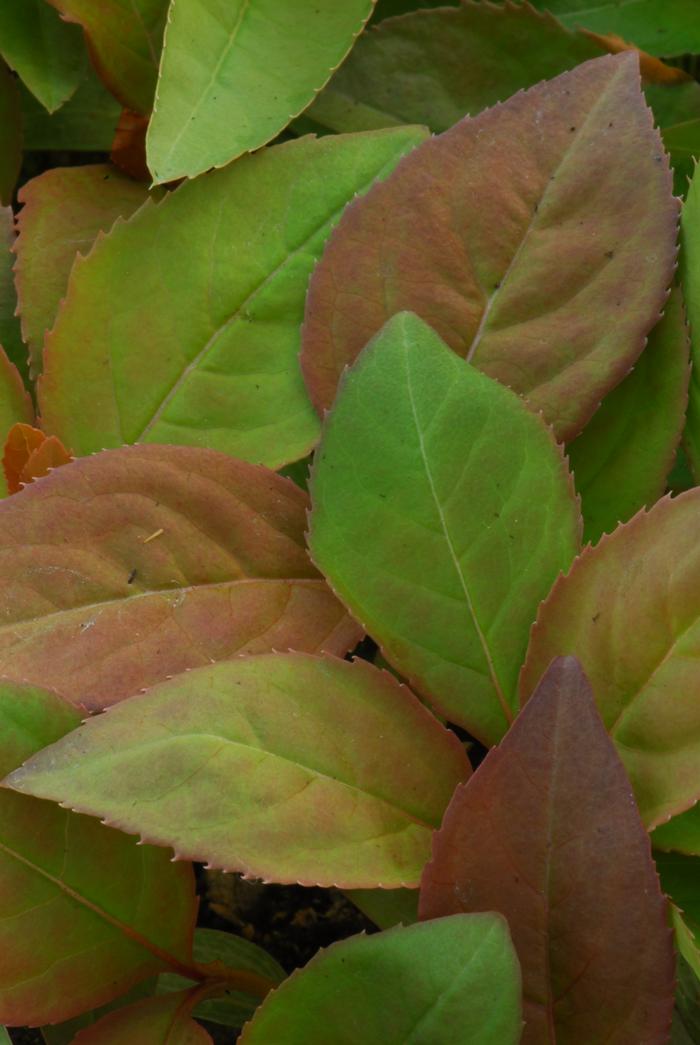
(520, 489), (700, 829)
(15, 164), (153, 376)
(0, 443), (360, 709)
(568, 287), (689, 543)
(302, 54), (678, 441)
(0, 62), (20, 206)
(656, 851), (700, 980)
(527, 0), (700, 56)
(0, 680), (196, 1027)
(5, 653), (471, 888)
(309, 312), (581, 744)
(0, 353), (33, 498)
(681, 163), (700, 479)
(0, 207), (27, 382)
(654, 807), (700, 856)
(240, 914), (521, 1044)
(3, 423), (71, 493)
(39, 127), (427, 467)
(47, 0), (168, 114)
(146, 0), (375, 183)
(72, 989), (211, 1044)
(0, 0), (83, 112)
(421, 657), (674, 1045)
(20, 65), (121, 151)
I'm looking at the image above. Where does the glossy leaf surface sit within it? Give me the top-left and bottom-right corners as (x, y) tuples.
(302, 54), (678, 441)
(6, 653), (471, 888)
(47, 0), (168, 114)
(0, 0), (83, 112)
(421, 657), (674, 1045)
(568, 287), (689, 542)
(0, 444), (360, 710)
(40, 128), (426, 468)
(147, 0), (375, 183)
(241, 914), (521, 1044)
(72, 989), (211, 1045)
(15, 164), (152, 377)
(0, 681), (196, 1026)
(520, 490), (700, 828)
(310, 312), (581, 744)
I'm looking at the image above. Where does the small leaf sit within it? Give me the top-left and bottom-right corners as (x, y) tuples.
(15, 164), (154, 377)
(656, 851), (700, 978)
(146, 0), (375, 184)
(0, 206), (28, 384)
(302, 54), (678, 442)
(0, 352), (34, 497)
(568, 287), (690, 543)
(0, 0), (83, 112)
(309, 312), (581, 744)
(20, 63), (121, 151)
(5, 653), (471, 888)
(654, 807), (700, 857)
(240, 914), (521, 1044)
(526, 0), (700, 56)
(72, 988), (212, 1045)
(420, 657), (674, 1045)
(519, 489), (700, 829)
(39, 127), (427, 468)
(2, 423), (71, 493)
(0, 60), (20, 206)
(0, 680), (196, 1027)
(0, 443), (360, 710)
(46, 0), (168, 115)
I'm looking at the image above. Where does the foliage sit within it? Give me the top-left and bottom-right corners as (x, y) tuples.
(0, 2), (698, 1042)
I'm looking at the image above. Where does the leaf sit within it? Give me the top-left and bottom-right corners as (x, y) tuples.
(3, 423), (71, 494)
(146, 0), (376, 184)
(157, 928), (285, 1029)
(675, 953), (700, 1043)
(0, 680), (197, 1027)
(301, 53), (678, 442)
(0, 0), (83, 112)
(526, 0), (700, 57)
(654, 807), (700, 857)
(0, 60), (20, 206)
(72, 988), (212, 1045)
(568, 286), (690, 543)
(308, 0), (602, 134)
(111, 109), (150, 181)
(309, 311), (581, 744)
(41, 981), (157, 1045)
(519, 489), (700, 829)
(681, 163), (700, 480)
(420, 656), (674, 1045)
(5, 652), (471, 889)
(0, 443), (360, 710)
(0, 353), (34, 498)
(15, 164), (153, 377)
(0, 206), (27, 384)
(38, 127), (426, 468)
(240, 914), (522, 1044)
(46, 0), (168, 115)
(657, 853), (700, 977)
(345, 888), (418, 930)
(20, 64), (121, 151)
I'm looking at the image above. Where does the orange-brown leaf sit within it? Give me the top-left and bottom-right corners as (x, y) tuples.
(3, 422), (71, 493)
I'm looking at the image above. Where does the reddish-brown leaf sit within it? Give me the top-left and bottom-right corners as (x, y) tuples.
(111, 109), (150, 181)
(3, 422), (71, 493)
(301, 53), (677, 440)
(0, 444), (360, 709)
(72, 988), (212, 1045)
(420, 657), (674, 1045)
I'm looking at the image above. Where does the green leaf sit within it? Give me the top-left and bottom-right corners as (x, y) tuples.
(645, 83), (700, 198)
(5, 652), (471, 888)
(20, 63), (121, 151)
(421, 657), (675, 1045)
(39, 127), (426, 468)
(0, 680), (197, 1027)
(157, 929), (285, 1029)
(302, 54), (678, 442)
(656, 851), (700, 978)
(526, 0), (700, 56)
(0, 1030), (9, 1044)
(0, 350), (34, 496)
(15, 164), (153, 377)
(146, 0), (376, 184)
(654, 806), (700, 856)
(681, 163), (700, 481)
(0, 443), (360, 709)
(46, 0), (168, 114)
(0, 206), (28, 386)
(0, 0), (83, 112)
(240, 914), (521, 1044)
(0, 60), (20, 206)
(520, 488), (700, 828)
(675, 954), (700, 1043)
(309, 312), (581, 744)
(308, 0), (602, 134)
(568, 287), (690, 543)
(345, 888), (418, 929)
